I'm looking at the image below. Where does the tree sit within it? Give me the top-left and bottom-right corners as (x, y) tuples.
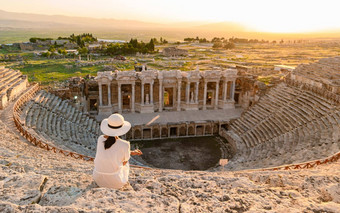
(148, 39), (155, 52)
(48, 46), (56, 52)
(29, 37), (53, 43)
(41, 51), (51, 58)
(129, 39), (138, 48)
(78, 47), (88, 58)
(29, 38), (37, 43)
(212, 42), (223, 49)
(224, 42), (235, 50)
(211, 37), (221, 43)
(199, 38), (208, 43)
(58, 48), (67, 58)
(151, 38), (159, 45)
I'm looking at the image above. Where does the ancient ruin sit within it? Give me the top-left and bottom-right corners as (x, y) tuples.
(80, 68), (238, 116)
(21, 90), (100, 157)
(224, 57), (340, 170)
(4, 56), (336, 172)
(0, 66), (28, 109)
(1, 56), (340, 212)
(162, 47), (188, 57)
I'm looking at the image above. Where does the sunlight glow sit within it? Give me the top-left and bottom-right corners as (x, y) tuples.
(1, 0), (340, 33)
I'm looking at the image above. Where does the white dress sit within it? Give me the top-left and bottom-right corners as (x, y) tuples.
(93, 135), (130, 189)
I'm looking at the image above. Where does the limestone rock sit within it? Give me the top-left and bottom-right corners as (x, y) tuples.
(0, 171), (47, 205)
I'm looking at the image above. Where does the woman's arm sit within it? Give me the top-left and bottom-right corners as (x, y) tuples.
(130, 149), (143, 156)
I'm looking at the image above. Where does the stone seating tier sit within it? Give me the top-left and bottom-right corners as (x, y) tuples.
(226, 82), (340, 170)
(0, 69), (18, 85)
(22, 90), (100, 157)
(0, 67), (27, 109)
(293, 57), (340, 85)
(0, 73), (23, 94)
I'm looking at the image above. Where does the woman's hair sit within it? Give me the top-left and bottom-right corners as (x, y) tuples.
(104, 136), (116, 150)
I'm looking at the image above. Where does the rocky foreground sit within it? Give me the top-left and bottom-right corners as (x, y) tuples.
(1, 120), (340, 213)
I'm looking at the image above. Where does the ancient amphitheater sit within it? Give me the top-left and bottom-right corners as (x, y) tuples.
(1, 58), (340, 212)
(0, 66), (28, 110)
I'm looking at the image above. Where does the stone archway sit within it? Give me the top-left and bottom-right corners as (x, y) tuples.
(161, 127), (168, 137)
(179, 126), (186, 136)
(134, 129), (141, 139)
(196, 126), (203, 135)
(153, 128), (160, 138)
(188, 126), (195, 136)
(213, 124), (219, 134)
(205, 125), (211, 135)
(143, 128), (151, 139)
(126, 129), (132, 140)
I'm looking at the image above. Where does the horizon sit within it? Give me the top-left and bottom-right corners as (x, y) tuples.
(1, 0), (340, 34)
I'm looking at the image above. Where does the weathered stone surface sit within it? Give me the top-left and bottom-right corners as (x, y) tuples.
(0, 171), (46, 205)
(40, 186), (83, 206)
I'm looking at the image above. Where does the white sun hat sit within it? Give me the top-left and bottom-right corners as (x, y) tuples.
(100, 113), (131, 136)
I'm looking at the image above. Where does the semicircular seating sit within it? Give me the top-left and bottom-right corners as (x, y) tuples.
(226, 82), (340, 170)
(0, 67), (28, 109)
(21, 90), (100, 157)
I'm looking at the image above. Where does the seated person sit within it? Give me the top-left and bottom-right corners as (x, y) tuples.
(93, 113), (142, 189)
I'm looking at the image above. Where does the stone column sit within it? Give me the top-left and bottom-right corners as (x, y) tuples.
(195, 82), (199, 104)
(203, 81), (207, 110)
(141, 83), (144, 105)
(118, 83), (122, 113)
(98, 82), (103, 106)
(159, 81), (163, 112)
(159, 124), (162, 139)
(107, 83), (111, 106)
(222, 81), (227, 101)
(177, 81), (181, 111)
(186, 82), (190, 104)
(150, 81), (154, 104)
(131, 83), (135, 113)
(214, 81), (219, 109)
(231, 80), (235, 100)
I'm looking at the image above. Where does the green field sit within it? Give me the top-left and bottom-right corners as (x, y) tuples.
(7, 58), (135, 85)
(1, 41), (340, 86)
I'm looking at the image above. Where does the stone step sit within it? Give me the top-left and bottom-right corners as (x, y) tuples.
(0, 68), (11, 76)
(0, 74), (23, 94)
(0, 70), (18, 85)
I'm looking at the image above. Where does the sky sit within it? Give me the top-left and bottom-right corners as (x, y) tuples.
(2, 0), (340, 33)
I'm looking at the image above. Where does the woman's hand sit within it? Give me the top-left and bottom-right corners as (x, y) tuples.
(131, 149), (143, 156)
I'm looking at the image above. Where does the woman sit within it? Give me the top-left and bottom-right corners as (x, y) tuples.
(93, 113), (142, 189)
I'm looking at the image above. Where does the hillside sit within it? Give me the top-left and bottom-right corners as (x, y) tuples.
(0, 10), (167, 30)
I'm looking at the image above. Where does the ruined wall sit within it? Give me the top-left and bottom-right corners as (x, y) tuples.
(162, 47), (188, 57)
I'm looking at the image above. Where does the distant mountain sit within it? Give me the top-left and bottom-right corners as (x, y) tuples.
(0, 10), (247, 32)
(0, 10), (167, 30)
(0, 10), (339, 43)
